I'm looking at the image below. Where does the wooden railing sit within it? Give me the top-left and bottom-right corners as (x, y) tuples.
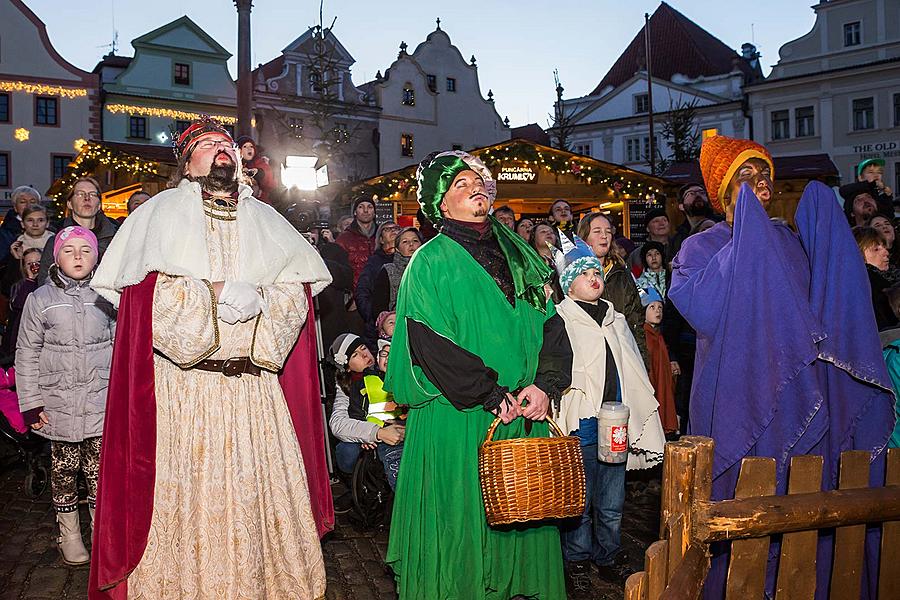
(624, 436), (900, 600)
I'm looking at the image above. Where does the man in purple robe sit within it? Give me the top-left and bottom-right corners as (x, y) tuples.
(669, 135), (894, 599)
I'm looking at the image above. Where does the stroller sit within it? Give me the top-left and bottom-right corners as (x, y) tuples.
(0, 364), (49, 499)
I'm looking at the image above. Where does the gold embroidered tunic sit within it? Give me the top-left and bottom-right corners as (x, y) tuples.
(127, 208), (326, 599)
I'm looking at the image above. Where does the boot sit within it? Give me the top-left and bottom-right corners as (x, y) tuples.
(56, 511), (90, 565)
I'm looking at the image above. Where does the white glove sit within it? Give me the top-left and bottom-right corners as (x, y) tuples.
(218, 281), (263, 323)
(217, 303), (243, 325)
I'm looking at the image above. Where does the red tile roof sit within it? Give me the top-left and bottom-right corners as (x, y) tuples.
(590, 2), (751, 96)
(253, 56), (285, 82)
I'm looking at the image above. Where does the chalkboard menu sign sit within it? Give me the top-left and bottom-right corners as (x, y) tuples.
(375, 199), (396, 224)
(628, 201), (655, 244)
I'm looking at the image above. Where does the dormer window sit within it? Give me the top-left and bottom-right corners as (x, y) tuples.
(402, 84), (415, 106)
(426, 75), (437, 92)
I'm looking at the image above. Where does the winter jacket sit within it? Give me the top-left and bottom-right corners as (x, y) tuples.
(336, 221), (376, 291)
(37, 213), (119, 285)
(16, 270), (116, 441)
(355, 248), (392, 324)
(0, 209), (23, 263)
(601, 257), (649, 368)
(329, 373), (380, 444)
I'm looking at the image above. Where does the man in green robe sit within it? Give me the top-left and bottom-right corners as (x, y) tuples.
(385, 150), (572, 599)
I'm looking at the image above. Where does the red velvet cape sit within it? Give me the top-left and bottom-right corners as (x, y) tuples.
(88, 273), (333, 599)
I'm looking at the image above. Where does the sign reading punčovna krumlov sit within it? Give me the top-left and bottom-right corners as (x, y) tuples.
(497, 164), (538, 183)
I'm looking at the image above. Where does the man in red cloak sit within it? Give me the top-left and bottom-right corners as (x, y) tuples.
(88, 117), (333, 599)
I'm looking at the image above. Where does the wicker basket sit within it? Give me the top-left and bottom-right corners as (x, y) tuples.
(478, 417), (586, 526)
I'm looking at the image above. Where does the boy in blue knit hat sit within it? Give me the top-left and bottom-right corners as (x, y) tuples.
(551, 232), (665, 591)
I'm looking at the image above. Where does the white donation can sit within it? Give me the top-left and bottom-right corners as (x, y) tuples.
(597, 401), (630, 463)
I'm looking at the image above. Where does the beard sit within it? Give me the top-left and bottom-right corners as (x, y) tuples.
(194, 159), (238, 194)
(684, 200), (711, 218)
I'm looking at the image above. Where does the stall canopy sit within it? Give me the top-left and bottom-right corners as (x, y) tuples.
(352, 139), (676, 241)
(47, 140), (175, 221)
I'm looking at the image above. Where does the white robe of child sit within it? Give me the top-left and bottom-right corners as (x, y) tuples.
(555, 296), (666, 470)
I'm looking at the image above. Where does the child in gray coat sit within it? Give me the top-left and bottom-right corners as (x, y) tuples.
(16, 226), (115, 565)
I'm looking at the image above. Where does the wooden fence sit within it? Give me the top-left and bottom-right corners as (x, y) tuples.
(624, 436), (900, 600)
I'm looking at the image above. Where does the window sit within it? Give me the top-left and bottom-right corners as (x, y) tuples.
(174, 62), (191, 85)
(771, 110), (789, 140)
(844, 22), (861, 47)
(426, 74), (437, 92)
(0, 153), (8, 188)
(574, 142), (592, 157)
(35, 97), (58, 126)
(129, 116), (147, 139)
(634, 94), (649, 115)
(795, 106), (815, 137)
(624, 136), (652, 163)
(701, 127), (718, 140)
(402, 84), (415, 106)
(51, 155), (73, 180)
(446, 77), (456, 92)
(175, 120), (190, 135)
(308, 70), (323, 93)
(853, 97), (875, 131)
(0, 93), (8, 123)
(401, 133), (414, 157)
(894, 93), (900, 128)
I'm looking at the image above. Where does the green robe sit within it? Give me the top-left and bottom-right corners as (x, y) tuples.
(385, 231), (565, 600)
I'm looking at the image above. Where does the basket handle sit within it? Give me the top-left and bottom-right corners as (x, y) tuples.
(484, 416), (566, 443)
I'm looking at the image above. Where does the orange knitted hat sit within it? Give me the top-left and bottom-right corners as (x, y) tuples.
(699, 135), (774, 212)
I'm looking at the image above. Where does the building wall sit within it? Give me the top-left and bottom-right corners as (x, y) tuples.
(747, 0), (900, 191)
(100, 17), (236, 147)
(0, 0), (98, 204)
(373, 29), (510, 172)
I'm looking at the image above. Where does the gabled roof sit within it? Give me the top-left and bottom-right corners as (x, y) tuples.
(282, 28), (355, 66)
(132, 16), (231, 59)
(590, 2), (750, 95)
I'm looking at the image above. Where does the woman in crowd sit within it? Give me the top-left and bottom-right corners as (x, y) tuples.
(0, 248), (41, 357)
(372, 227), (422, 316)
(515, 217), (535, 240)
(853, 225), (898, 330)
(869, 214), (900, 271)
(530, 222), (564, 301)
(577, 213), (648, 365)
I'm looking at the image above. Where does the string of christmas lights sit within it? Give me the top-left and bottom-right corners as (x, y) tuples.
(47, 142), (163, 218)
(105, 103), (238, 125)
(0, 80), (88, 98)
(354, 144), (667, 203)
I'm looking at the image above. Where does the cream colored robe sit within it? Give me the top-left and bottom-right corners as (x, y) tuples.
(92, 181), (330, 599)
(554, 297), (666, 470)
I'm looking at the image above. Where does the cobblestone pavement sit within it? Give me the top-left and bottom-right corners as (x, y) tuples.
(0, 438), (660, 600)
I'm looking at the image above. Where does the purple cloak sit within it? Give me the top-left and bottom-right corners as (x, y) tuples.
(669, 181), (894, 598)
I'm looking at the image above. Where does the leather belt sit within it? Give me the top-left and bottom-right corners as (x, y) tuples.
(192, 357), (261, 378)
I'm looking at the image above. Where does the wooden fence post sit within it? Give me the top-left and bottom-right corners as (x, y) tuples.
(879, 448), (900, 599)
(724, 457), (776, 600)
(829, 451), (870, 600)
(775, 454), (824, 600)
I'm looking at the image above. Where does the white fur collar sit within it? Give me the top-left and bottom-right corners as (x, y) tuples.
(91, 179), (331, 307)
